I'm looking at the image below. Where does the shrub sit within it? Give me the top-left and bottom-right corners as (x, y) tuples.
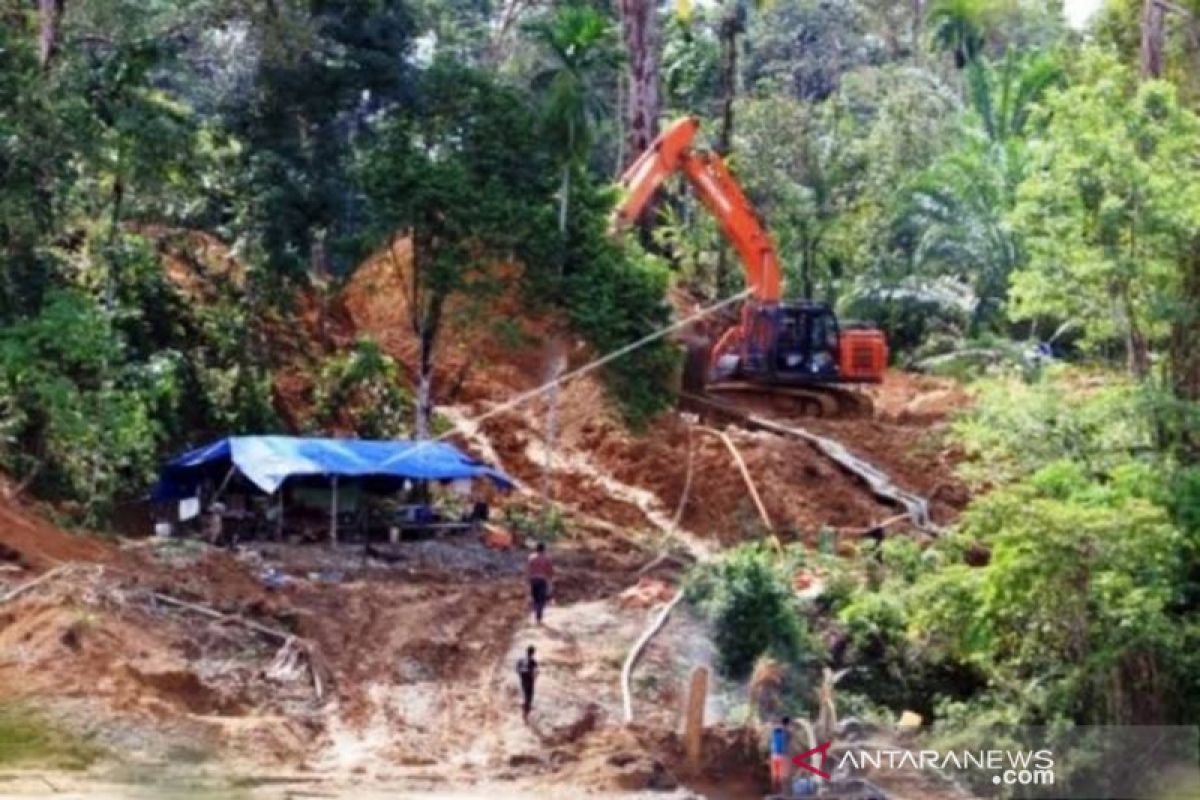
(501, 503), (568, 542)
(561, 187), (678, 428)
(687, 543), (815, 679)
(0, 705), (103, 769)
(312, 337), (412, 438)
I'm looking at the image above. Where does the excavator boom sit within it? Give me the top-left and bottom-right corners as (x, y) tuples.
(614, 118), (781, 302)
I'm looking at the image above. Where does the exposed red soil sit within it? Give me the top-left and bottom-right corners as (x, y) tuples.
(0, 486), (115, 570)
(335, 248), (969, 543)
(3, 236), (979, 794)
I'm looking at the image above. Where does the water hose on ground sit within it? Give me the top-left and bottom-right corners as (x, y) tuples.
(700, 426), (780, 551)
(623, 424), (697, 723)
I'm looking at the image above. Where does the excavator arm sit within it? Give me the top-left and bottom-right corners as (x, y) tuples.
(613, 117), (782, 303)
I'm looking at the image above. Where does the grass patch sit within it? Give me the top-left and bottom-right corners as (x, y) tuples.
(0, 704), (104, 769)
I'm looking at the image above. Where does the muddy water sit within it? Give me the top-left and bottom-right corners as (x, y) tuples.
(0, 772), (710, 799)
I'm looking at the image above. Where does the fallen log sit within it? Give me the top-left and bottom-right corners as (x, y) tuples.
(149, 591), (291, 642)
(0, 564), (74, 605)
(150, 591), (331, 701)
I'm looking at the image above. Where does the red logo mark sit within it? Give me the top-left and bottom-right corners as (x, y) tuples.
(792, 741), (833, 780)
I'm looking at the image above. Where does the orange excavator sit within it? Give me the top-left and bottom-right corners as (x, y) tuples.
(613, 117), (888, 417)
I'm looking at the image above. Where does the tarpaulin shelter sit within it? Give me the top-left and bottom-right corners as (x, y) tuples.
(153, 436), (513, 544)
(154, 436), (514, 500)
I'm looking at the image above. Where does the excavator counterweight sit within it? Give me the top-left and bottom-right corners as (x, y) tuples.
(613, 117), (887, 417)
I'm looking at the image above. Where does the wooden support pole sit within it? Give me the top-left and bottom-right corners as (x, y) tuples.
(275, 489), (284, 541)
(211, 465), (237, 505)
(329, 476), (339, 545)
(685, 665), (709, 773)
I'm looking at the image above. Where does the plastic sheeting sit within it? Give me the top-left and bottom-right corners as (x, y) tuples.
(154, 435), (513, 499)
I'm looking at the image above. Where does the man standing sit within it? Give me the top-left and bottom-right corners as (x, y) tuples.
(516, 645), (538, 721)
(769, 716), (792, 793)
(205, 502), (226, 546)
(526, 542), (554, 624)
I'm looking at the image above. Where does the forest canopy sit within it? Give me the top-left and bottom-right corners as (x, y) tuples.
(3, 0), (1200, 777)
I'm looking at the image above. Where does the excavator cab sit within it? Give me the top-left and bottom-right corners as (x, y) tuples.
(740, 303), (841, 383)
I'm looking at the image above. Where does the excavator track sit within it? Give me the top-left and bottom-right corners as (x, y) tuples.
(680, 340), (874, 421)
(702, 381), (875, 420)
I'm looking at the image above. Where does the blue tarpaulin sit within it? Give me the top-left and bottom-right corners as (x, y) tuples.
(154, 436), (513, 499)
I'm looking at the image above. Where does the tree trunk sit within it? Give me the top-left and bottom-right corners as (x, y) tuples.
(620, 0), (661, 236)
(620, 0), (660, 165)
(38, 0), (64, 71)
(912, 0), (925, 64)
(415, 324), (435, 441)
(104, 169), (124, 312)
(801, 235), (816, 299)
(714, 6), (741, 295)
(410, 241), (444, 442)
(1170, 237), (1200, 460)
(310, 232), (330, 348)
(559, 165), (570, 235)
(1141, 0), (1166, 80)
(716, 8), (740, 157)
(1120, 284), (1151, 379)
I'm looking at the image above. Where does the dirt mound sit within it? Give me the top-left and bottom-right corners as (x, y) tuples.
(0, 594), (247, 719)
(0, 488), (114, 570)
(867, 369), (970, 424)
(339, 238), (577, 404)
(564, 724), (767, 797)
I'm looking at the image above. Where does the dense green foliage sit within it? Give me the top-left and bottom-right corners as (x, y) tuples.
(823, 367), (1200, 734)
(311, 338), (411, 439)
(686, 542), (813, 679)
(0, 0), (675, 516)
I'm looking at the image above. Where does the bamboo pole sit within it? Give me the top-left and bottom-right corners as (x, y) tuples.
(700, 426), (777, 550)
(684, 665), (709, 772)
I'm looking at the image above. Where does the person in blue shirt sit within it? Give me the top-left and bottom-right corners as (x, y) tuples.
(769, 716), (792, 792)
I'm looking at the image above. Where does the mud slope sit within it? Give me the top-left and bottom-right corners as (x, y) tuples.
(334, 245), (965, 544)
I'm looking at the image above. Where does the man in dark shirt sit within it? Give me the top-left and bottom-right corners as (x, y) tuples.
(516, 645), (538, 721)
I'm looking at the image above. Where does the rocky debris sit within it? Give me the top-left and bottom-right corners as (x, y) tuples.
(607, 751), (680, 792)
(539, 701), (601, 744)
(618, 577), (678, 609)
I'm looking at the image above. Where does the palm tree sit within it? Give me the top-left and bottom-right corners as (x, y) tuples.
(902, 137), (1023, 326)
(964, 50), (1062, 143)
(527, 4), (622, 234)
(896, 51), (1060, 326)
(895, 50), (1061, 326)
(927, 0), (990, 69)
